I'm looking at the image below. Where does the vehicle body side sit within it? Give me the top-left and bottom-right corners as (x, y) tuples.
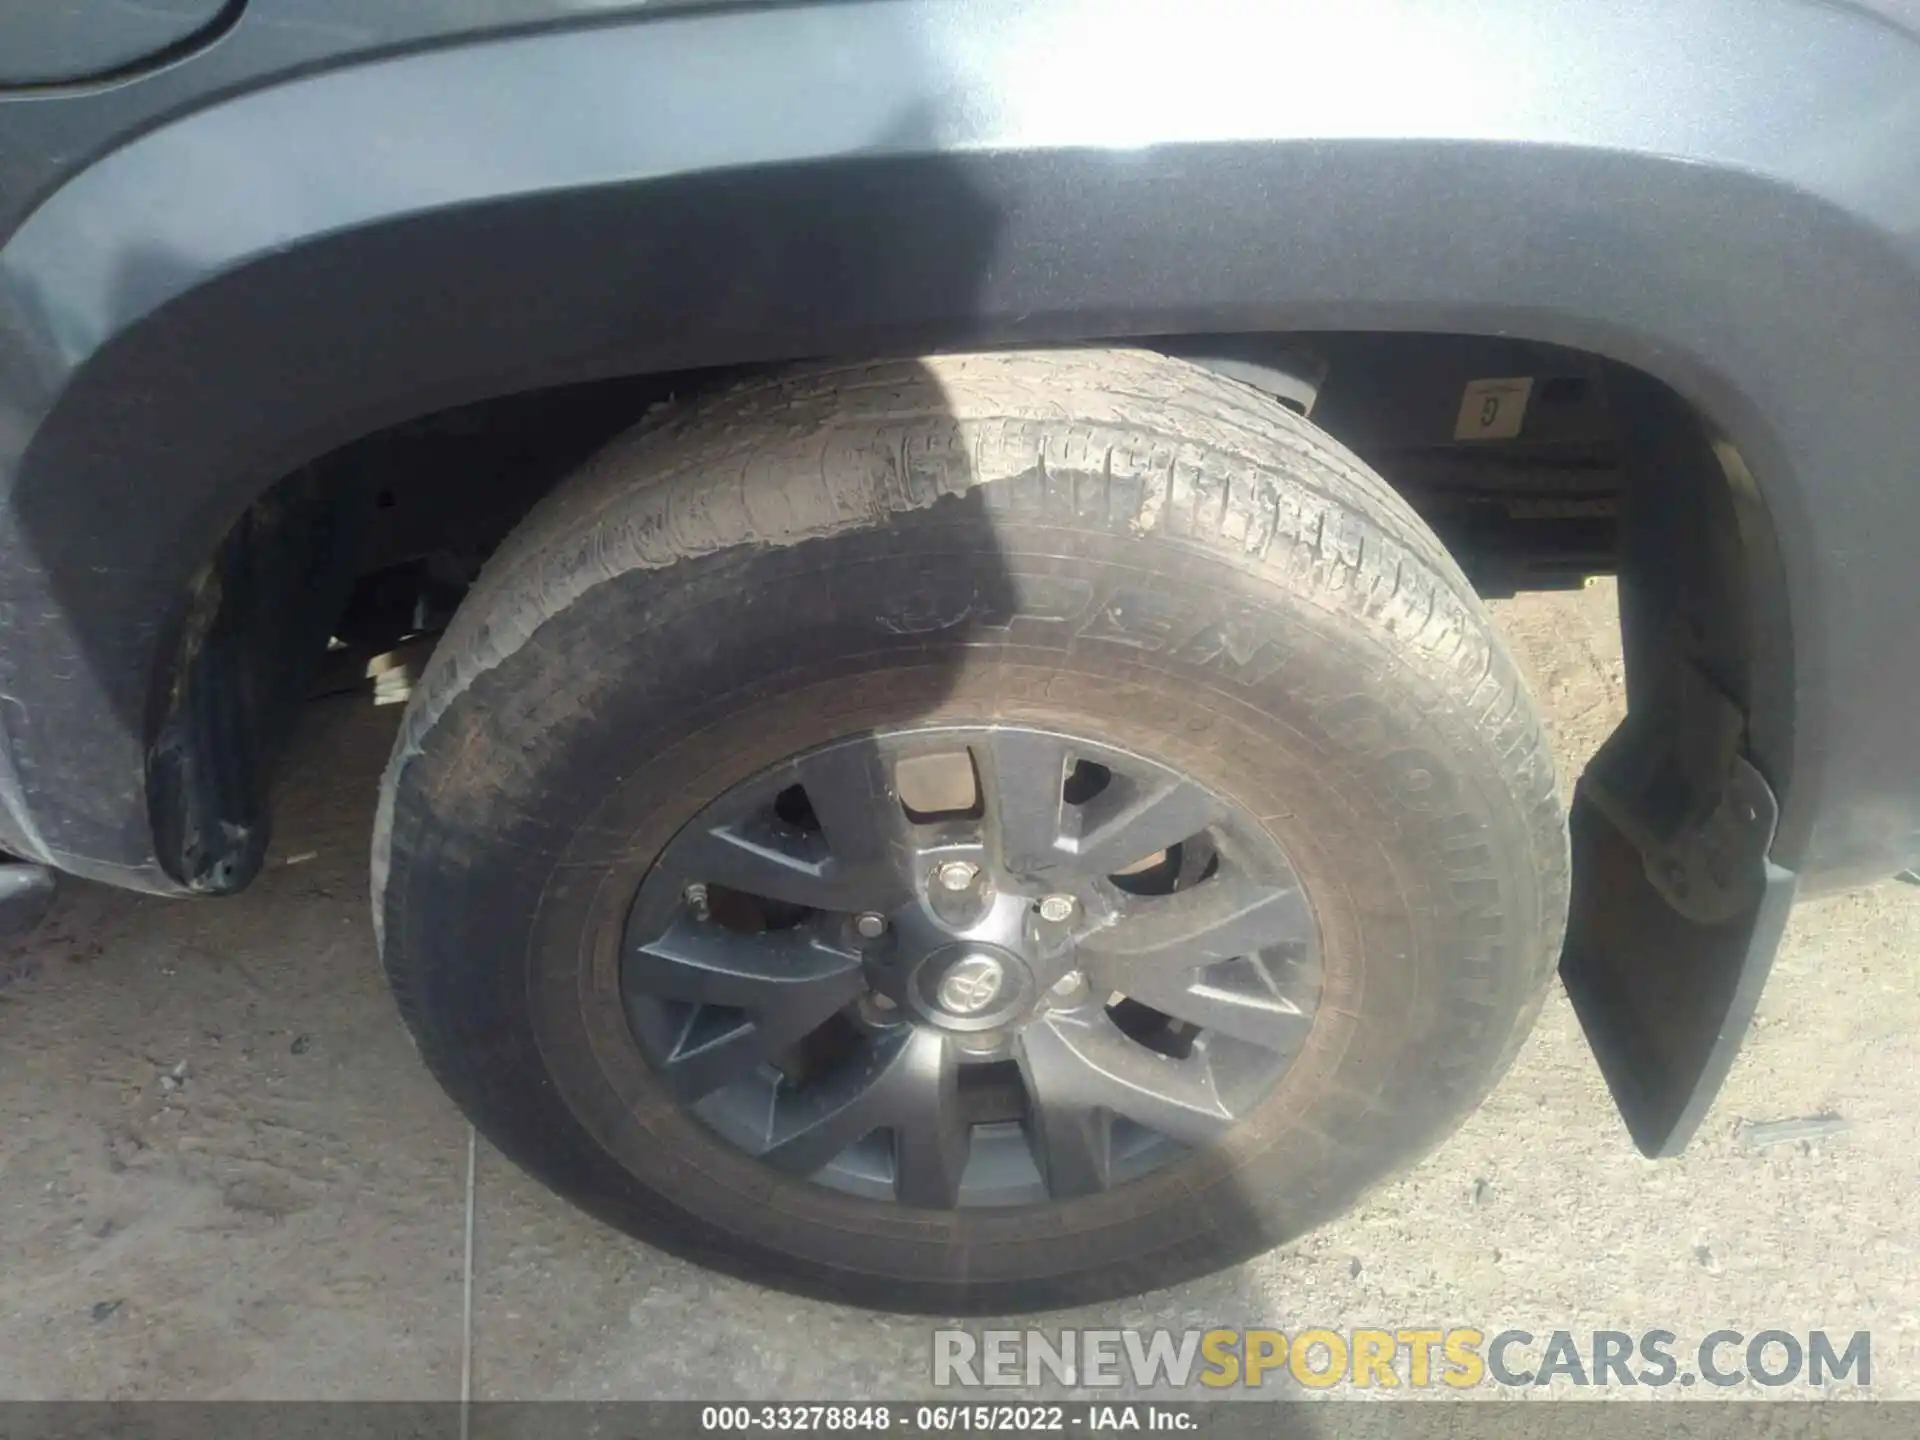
(4, 0), (1919, 1150)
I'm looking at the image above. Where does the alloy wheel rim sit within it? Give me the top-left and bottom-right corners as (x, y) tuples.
(621, 724), (1323, 1209)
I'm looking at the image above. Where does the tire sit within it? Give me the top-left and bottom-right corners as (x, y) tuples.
(373, 349), (1568, 1313)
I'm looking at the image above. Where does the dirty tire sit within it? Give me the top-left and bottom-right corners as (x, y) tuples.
(374, 350), (1569, 1312)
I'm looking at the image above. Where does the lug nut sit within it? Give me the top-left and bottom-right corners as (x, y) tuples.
(935, 860), (980, 892)
(854, 912), (889, 939)
(1038, 894), (1077, 923)
(869, 992), (897, 1011)
(1050, 970), (1088, 999)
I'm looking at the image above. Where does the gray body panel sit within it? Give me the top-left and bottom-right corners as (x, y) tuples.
(0, 0), (1915, 904)
(0, 0), (231, 88)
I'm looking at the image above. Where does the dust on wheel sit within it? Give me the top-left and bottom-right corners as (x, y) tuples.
(375, 349), (1568, 1312)
(622, 723), (1322, 1209)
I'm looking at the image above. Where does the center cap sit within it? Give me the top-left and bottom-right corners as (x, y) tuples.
(909, 943), (1035, 1032)
(937, 954), (1007, 1015)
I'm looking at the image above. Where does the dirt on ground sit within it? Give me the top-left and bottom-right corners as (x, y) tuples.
(1, 580), (1914, 1400)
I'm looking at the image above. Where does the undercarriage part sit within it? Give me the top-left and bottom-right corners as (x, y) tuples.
(1387, 455), (1618, 595)
(1305, 334), (1621, 595)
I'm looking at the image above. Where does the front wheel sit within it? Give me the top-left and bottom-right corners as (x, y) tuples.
(374, 349), (1568, 1312)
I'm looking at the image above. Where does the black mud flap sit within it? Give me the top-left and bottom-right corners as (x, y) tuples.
(1560, 664), (1796, 1157)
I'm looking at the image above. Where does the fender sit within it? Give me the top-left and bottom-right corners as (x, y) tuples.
(2, 0), (1919, 1136)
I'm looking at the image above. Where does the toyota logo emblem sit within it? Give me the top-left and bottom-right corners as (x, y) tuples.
(936, 954), (1006, 1015)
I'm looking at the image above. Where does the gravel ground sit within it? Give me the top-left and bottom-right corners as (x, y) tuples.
(1, 580), (1913, 1402)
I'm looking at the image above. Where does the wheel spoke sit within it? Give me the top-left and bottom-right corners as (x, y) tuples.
(1067, 777), (1225, 877)
(1031, 1108), (1113, 1200)
(1013, 1044), (1114, 1199)
(651, 1010), (784, 1101)
(654, 739), (921, 913)
(978, 729), (1076, 879)
(978, 730), (1228, 882)
(1120, 953), (1315, 1049)
(630, 916), (862, 1008)
(791, 741), (914, 877)
(758, 1029), (965, 1194)
(759, 1068), (896, 1178)
(628, 919), (865, 1098)
(889, 1033), (971, 1208)
(1082, 869), (1313, 990)
(672, 822), (853, 911)
(1018, 1007), (1235, 1151)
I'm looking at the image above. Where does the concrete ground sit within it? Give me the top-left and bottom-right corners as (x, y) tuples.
(1, 580), (1915, 1401)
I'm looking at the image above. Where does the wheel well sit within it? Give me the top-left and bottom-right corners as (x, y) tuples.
(317, 332), (1650, 627)
(160, 326), (1788, 1155)
(155, 333), (1770, 898)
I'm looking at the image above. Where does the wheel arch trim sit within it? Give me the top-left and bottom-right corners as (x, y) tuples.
(3, 0), (1920, 894)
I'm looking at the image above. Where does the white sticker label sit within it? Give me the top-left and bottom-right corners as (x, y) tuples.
(1454, 377), (1534, 441)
